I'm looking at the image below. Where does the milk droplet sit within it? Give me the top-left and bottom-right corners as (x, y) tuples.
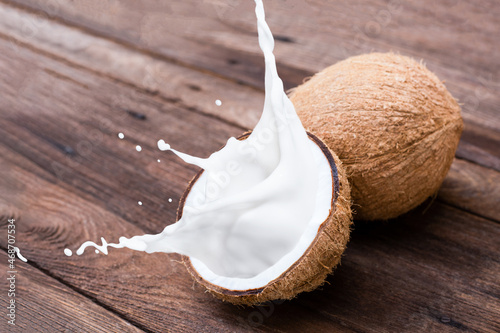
(157, 159), (161, 163)
(138, 201), (143, 206)
(168, 198), (173, 203)
(95, 249), (99, 254)
(215, 99), (222, 106)
(157, 140), (170, 151)
(64, 248), (73, 256)
(118, 132), (125, 139)
(136, 145), (142, 152)
(14, 247), (28, 262)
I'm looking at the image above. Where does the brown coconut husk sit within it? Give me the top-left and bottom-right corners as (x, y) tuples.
(177, 132), (352, 306)
(290, 53), (463, 221)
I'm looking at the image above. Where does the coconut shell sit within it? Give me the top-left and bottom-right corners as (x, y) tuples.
(290, 53), (463, 221)
(177, 132), (352, 306)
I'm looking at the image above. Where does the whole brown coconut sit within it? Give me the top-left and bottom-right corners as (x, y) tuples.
(177, 132), (352, 305)
(290, 53), (463, 221)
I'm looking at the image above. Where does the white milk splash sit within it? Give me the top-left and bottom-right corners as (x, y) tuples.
(67, 0), (321, 281)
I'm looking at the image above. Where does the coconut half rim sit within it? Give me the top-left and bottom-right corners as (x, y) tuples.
(177, 132), (348, 301)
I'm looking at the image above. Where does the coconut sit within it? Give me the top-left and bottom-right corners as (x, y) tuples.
(290, 53), (463, 221)
(177, 132), (352, 305)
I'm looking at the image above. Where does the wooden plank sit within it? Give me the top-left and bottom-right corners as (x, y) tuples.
(0, 24), (499, 333)
(0, 33), (245, 234)
(1, 149), (499, 332)
(0, 154), (256, 332)
(3, 0), (499, 128)
(0, 33), (260, 332)
(0, 1), (262, 131)
(312, 203), (500, 333)
(0, 0), (498, 173)
(0, 251), (143, 332)
(4, 0), (497, 87)
(439, 158), (500, 222)
(0, 4), (498, 226)
(456, 121), (500, 171)
(0, 3), (499, 332)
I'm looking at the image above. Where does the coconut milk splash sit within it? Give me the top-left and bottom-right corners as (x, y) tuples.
(67, 0), (319, 280)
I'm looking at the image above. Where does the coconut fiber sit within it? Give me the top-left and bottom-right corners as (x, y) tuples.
(290, 53), (463, 220)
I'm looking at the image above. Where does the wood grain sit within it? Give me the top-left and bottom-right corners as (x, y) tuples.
(0, 155), (252, 332)
(0, 32), (246, 233)
(456, 121), (500, 171)
(2, 142), (499, 332)
(439, 158), (500, 222)
(0, 1), (497, 224)
(0, 252), (143, 332)
(3, 0), (499, 127)
(0, 0), (499, 332)
(0, 0), (497, 172)
(0, 1), (262, 131)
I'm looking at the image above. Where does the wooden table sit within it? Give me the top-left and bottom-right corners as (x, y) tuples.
(1, 0), (498, 332)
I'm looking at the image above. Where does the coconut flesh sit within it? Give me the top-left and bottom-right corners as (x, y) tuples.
(70, 0), (352, 305)
(290, 53), (463, 221)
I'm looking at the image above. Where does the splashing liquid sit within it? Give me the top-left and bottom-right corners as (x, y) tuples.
(67, 0), (325, 284)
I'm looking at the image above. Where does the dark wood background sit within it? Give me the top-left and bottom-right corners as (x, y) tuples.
(0, 0), (498, 332)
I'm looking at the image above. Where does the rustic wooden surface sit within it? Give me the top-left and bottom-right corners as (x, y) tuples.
(0, 0), (498, 332)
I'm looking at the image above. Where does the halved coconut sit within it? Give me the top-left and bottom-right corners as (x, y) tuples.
(177, 132), (352, 305)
